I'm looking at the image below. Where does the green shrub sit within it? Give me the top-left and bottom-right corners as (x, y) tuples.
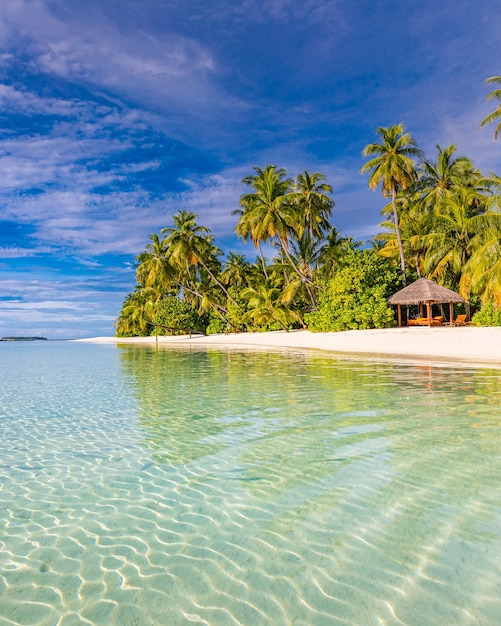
(205, 315), (227, 334)
(471, 303), (501, 326)
(305, 249), (399, 332)
(152, 296), (205, 335)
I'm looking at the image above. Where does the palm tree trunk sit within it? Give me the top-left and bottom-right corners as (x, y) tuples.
(257, 241), (269, 279)
(392, 186), (407, 286)
(195, 255), (240, 308)
(180, 283), (229, 316)
(272, 315), (289, 331)
(211, 305), (241, 332)
(179, 283), (241, 331)
(278, 236), (310, 282)
(278, 235), (317, 307)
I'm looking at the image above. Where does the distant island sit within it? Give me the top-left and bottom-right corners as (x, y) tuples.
(1, 337), (48, 341)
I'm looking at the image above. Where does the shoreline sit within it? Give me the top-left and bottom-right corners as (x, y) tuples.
(74, 327), (501, 367)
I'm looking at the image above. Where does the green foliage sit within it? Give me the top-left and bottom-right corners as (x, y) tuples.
(471, 303), (501, 326)
(116, 325), (140, 338)
(479, 76), (501, 140)
(241, 279), (302, 331)
(205, 315), (227, 335)
(152, 296), (205, 335)
(306, 249), (399, 332)
(115, 288), (160, 337)
(118, 143), (501, 338)
(217, 285), (280, 332)
(225, 286), (247, 330)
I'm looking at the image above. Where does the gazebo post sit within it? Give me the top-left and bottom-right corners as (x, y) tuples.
(449, 302), (454, 325)
(426, 302), (431, 327)
(397, 304), (402, 327)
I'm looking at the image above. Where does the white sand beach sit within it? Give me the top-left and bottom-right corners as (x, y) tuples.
(75, 326), (501, 366)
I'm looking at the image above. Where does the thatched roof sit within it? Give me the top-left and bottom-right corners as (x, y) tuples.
(387, 278), (465, 305)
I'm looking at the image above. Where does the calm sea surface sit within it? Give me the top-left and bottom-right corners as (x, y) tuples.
(0, 341), (500, 625)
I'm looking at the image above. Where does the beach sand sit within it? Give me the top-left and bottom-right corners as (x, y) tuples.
(75, 326), (501, 367)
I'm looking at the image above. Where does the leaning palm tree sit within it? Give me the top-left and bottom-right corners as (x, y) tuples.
(162, 211), (237, 306)
(479, 76), (501, 139)
(135, 233), (174, 290)
(183, 265), (237, 329)
(361, 124), (423, 286)
(162, 210), (209, 274)
(116, 287), (161, 337)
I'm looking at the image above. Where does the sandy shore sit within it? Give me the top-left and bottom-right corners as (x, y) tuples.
(75, 327), (501, 367)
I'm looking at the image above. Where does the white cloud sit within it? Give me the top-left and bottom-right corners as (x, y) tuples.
(0, 273), (128, 337)
(0, 246), (40, 258)
(0, 0), (220, 115)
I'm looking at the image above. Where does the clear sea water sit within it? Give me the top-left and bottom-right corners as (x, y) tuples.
(0, 341), (500, 626)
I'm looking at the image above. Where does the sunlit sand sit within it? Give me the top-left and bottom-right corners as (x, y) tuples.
(75, 327), (501, 366)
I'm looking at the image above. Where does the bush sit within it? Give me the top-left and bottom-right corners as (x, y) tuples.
(205, 315), (227, 334)
(305, 249), (399, 332)
(471, 303), (501, 326)
(152, 296), (205, 335)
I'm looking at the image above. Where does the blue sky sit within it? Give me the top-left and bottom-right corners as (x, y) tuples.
(1, 0), (501, 338)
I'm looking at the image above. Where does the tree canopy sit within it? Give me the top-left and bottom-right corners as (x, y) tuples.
(116, 77), (501, 336)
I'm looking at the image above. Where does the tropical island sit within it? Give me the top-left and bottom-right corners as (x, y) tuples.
(116, 79), (501, 338)
(1, 337), (48, 341)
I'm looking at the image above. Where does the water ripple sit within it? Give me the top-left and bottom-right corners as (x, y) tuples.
(0, 344), (500, 624)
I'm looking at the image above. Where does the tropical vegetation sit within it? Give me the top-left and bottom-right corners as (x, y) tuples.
(116, 77), (501, 335)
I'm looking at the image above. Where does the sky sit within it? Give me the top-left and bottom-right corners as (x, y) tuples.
(1, 0), (501, 338)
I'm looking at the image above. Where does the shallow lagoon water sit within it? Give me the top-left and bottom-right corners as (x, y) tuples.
(0, 341), (500, 625)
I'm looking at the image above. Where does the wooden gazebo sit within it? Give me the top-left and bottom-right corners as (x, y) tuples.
(388, 278), (465, 327)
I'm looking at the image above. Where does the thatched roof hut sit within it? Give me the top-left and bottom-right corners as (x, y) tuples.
(387, 278), (465, 327)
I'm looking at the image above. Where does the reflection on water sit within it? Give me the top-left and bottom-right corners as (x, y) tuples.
(0, 341), (500, 625)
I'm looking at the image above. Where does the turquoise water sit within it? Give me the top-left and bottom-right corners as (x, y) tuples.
(0, 342), (500, 625)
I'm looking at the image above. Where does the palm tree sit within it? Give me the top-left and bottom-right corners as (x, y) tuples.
(317, 227), (356, 278)
(241, 278), (302, 331)
(237, 165), (326, 309)
(423, 188), (484, 293)
(162, 210), (209, 274)
(361, 124), (423, 286)
(221, 252), (251, 287)
(376, 210), (431, 278)
(294, 170), (334, 239)
(418, 145), (481, 211)
(237, 165), (303, 275)
(375, 188), (434, 278)
(183, 265), (237, 328)
(116, 288), (161, 337)
(162, 211), (237, 306)
(135, 233), (174, 290)
(232, 205), (270, 278)
(461, 211), (501, 305)
(479, 76), (501, 139)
